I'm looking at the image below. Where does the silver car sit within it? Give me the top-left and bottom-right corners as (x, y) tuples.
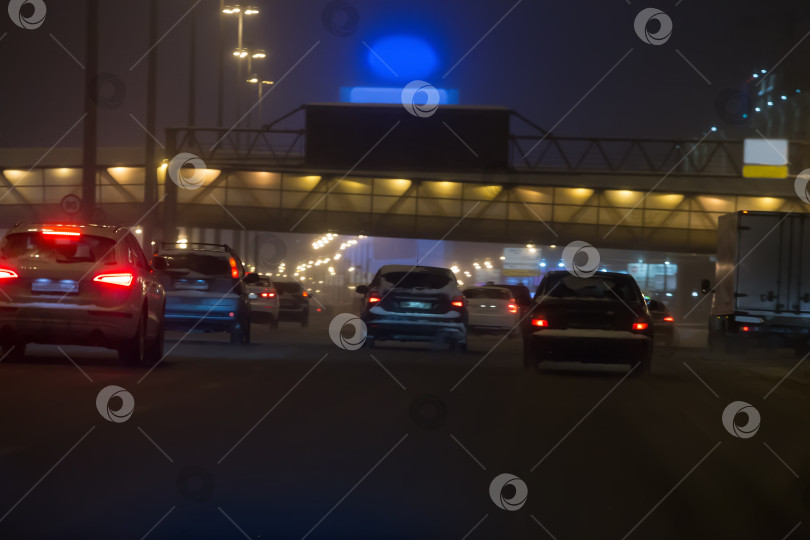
(0, 224), (166, 365)
(247, 275), (280, 329)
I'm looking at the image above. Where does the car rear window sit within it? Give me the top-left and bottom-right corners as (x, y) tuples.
(496, 284), (532, 305)
(537, 274), (641, 303)
(275, 282), (302, 293)
(464, 288), (511, 300)
(154, 252), (232, 277)
(0, 232), (116, 263)
(382, 271), (453, 290)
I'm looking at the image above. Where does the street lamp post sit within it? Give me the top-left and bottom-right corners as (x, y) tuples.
(234, 47), (266, 75)
(235, 47), (266, 126)
(221, 5), (259, 123)
(247, 76), (274, 126)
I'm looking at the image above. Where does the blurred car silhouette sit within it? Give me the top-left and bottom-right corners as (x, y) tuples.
(274, 281), (310, 326)
(485, 282), (533, 318)
(356, 265), (467, 351)
(647, 299), (676, 346)
(523, 271), (653, 374)
(0, 223), (165, 365)
(247, 275), (279, 329)
(152, 243), (252, 344)
(464, 286), (520, 335)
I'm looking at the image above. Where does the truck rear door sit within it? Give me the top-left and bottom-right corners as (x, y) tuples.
(735, 212), (785, 312)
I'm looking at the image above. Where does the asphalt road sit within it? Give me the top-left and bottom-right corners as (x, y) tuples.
(1, 315), (809, 539)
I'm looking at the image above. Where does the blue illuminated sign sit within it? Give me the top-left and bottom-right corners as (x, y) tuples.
(366, 35), (439, 80)
(340, 86), (458, 105)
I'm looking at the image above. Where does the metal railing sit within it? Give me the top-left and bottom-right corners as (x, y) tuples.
(509, 136), (745, 176)
(165, 107), (759, 177)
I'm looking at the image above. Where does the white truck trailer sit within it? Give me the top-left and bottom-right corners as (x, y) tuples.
(704, 211), (810, 356)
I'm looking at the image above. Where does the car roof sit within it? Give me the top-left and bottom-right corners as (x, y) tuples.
(378, 264), (454, 275)
(7, 223), (131, 240)
(465, 285), (512, 292)
(542, 270), (631, 280)
(157, 247), (231, 256)
(491, 283), (529, 290)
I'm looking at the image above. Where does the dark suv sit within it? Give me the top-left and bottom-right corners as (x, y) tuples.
(274, 281), (310, 326)
(356, 265), (467, 350)
(523, 271), (653, 374)
(152, 243), (252, 344)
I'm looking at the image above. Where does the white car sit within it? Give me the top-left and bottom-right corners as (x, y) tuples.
(356, 265), (467, 350)
(464, 286), (519, 335)
(247, 275), (279, 329)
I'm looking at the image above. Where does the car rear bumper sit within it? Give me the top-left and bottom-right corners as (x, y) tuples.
(164, 294), (243, 332)
(0, 304), (139, 347)
(365, 317), (466, 343)
(527, 330), (651, 363)
(469, 325), (513, 334)
(164, 314), (240, 333)
(653, 324), (675, 343)
(468, 313), (516, 333)
(249, 302), (279, 323)
(278, 304), (307, 320)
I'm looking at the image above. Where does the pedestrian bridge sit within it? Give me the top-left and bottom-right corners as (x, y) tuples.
(0, 108), (807, 253)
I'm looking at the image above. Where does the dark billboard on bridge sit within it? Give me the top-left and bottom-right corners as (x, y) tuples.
(304, 103), (510, 173)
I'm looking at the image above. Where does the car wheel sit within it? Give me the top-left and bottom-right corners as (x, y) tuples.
(300, 314), (309, 327)
(522, 338), (536, 371)
(364, 336), (376, 349)
(2, 342), (26, 362)
(119, 312), (146, 366)
(270, 316), (279, 330)
(243, 317), (251, 344)
(231, 319), (250, 345)
(145, 317), (164, 365)
(448, 339), (467, 352)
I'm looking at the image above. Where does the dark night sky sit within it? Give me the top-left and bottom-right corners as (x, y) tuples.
(2, 0), (810, 150)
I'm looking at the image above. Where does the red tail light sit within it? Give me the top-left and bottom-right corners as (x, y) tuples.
(632, 320), (649, 331)
(0, 268), (18, 279)
(41, 227), (81, 237)
(663, 316), (674, 322)
(302, 291), (309, 297)
(507, 303), (518, 314)
(261, 291), (276, 298)
(229, 256), (239, 278)
(451, 296), (465, 308)
(368, 293), (381, 304)
(741, 326), (750, 332)
(531, 318), (549, 327)
(93, 272), (134, 287)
